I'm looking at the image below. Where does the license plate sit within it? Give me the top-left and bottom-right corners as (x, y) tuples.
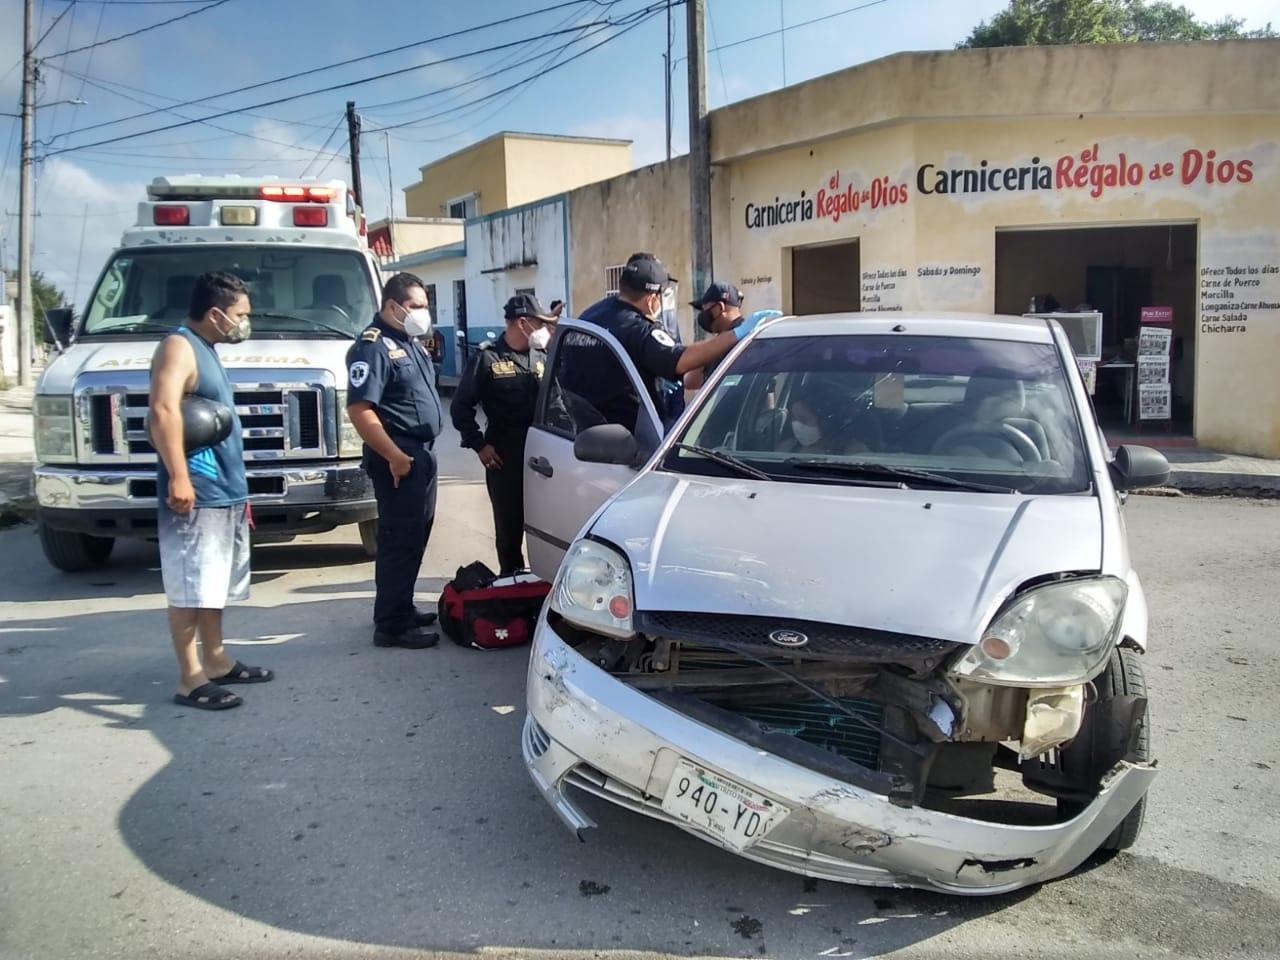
(660, 759), (789, 852)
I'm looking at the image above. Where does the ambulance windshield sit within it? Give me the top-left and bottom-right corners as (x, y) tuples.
(80, 245), (376, 339)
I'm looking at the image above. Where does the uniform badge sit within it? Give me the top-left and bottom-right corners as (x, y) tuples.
(360, 328), (381, 342)
(651, 328), (676, 348)
(386, 348), (407, 359)
(349, 361), (370, 387)
(535, 360), (545, 379)
(491, 360), (517, 377)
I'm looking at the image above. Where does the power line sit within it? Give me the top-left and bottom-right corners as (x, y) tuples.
(707, 0), (893, 56)
(47, 0), (616, 142)
(373, 7), (663, 137)
(45, 62), (338, 131)
(35, 2), (78, 50)
(300, 115), (345, 178)
(43, 0), (234, 60)
(43, 3), (667, 158)
(47, 68), (345, 155)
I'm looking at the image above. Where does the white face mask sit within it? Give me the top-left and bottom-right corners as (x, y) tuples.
(791, 420), (821, 447)
(527, 326), (551, 351)
(399, 302), (432, 338)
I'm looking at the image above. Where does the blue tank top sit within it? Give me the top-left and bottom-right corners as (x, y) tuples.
(155, 326), (249, 507)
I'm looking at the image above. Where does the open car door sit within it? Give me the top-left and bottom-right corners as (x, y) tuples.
(522, 317), (664, 581)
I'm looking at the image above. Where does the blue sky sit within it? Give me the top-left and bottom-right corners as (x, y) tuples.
(0, 0), (1275, 306)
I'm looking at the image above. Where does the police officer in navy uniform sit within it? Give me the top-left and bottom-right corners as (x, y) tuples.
(450, 292), (553, 575)
(683, 282), (783, 393)
(346, 272), (445, 649)
(568, 253), (768, 433)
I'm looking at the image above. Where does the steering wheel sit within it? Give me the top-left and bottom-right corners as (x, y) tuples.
(325, 305), (352, 322)
(931, 422), (1042, 462)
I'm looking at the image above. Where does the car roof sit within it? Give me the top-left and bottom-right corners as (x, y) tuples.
(754, 311), (1056, 344)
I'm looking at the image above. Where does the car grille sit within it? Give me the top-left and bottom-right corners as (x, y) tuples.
(78, 382), (333, 464)
(638, 611), (958, 665)
(731, 698), (885, 769)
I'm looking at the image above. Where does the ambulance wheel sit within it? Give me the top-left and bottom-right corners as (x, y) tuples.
(358, 519), (378, 558)
(39, 524), (115, 572)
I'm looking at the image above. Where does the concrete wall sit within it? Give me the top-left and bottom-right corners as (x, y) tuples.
(709, 40), (1280, 165)
(504, 136), (633, 211)
(566, 156), (694, 341)
(0, 304), (14, 383)
(403, 133), (632, 221)
(465, 197), (569, 338)
(404, 136), (508, 218)
(390, 219), (464, 261)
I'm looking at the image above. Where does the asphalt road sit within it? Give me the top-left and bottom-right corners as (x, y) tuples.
(1, 430), (1278, 960)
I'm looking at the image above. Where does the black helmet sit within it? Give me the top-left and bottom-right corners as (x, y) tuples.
(146, 394), (234, 453)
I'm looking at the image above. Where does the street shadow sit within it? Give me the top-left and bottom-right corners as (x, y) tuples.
(6, 601), (1275, 958)
(1163, 448), (1228, 465)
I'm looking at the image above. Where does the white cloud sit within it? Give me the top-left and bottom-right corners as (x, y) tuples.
(570, 112), (684, 170)
(27, 158), (143, 309)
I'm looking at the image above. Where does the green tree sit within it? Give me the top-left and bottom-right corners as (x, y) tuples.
(4, 269), (71, 322)
(959, 0), (1275, 48)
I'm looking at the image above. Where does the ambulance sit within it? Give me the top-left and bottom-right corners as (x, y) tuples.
(32, 174), (384, 572)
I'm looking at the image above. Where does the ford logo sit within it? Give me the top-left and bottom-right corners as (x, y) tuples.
(768, 629), (809, 649)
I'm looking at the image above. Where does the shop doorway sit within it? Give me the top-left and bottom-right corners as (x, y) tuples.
(790, 239), (860, 314)
(994, 223), (1197, 435)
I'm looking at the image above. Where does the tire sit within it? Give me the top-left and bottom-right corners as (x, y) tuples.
(1058, 646), (1151, 851)
(39, 524), (115, 572)
(358, 518), (378, 558)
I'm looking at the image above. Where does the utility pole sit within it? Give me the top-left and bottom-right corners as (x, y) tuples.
(664, 0), (673, 162)
(345, 100), (363, 211)
(687, 0), (712, 339)
(17, 0), (36, 385)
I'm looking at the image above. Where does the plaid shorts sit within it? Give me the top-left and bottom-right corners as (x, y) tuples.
(158, 502), (251, 609)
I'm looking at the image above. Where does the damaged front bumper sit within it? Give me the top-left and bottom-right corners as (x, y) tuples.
(522, 622), (1157, 896)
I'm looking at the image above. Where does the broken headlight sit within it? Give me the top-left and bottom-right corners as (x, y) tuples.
(952, 577), (1127, 687)
(551, 538), (635, 639)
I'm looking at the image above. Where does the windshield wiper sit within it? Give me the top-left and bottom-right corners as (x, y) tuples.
(674, 443), (774, 481)
(251, 312), (354, 338)
(787, 459), (1016, 494)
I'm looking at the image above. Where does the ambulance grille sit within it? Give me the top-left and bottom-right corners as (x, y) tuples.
(79, 380), (334, 464)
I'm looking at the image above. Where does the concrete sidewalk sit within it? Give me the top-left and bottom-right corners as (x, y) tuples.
(2, 382), (1279, 525)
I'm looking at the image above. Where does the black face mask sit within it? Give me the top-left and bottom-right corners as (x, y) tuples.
(696, 308), (716, 334)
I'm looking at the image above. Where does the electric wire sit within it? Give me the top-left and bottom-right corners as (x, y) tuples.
(43, 0), (234, 60)
(42, 2), (668, 158)
(47, 0), (622, 142)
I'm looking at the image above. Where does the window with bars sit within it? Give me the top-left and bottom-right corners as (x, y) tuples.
(453, 279), (467, 329)
(604, 264), (625, 297)
(447, 194), (478, 219)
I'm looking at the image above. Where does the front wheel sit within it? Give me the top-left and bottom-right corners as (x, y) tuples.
(358, 518), (378, 558)
(38, 523), (115, 572)
(1058, 646), (1151, 851)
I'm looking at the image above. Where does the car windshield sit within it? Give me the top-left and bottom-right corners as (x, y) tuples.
(80, 245), (376, 340)
(665, 332), (1092, 494)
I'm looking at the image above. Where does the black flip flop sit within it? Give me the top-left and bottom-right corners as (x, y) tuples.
(208, 660), (274, 684)
(174, 682), (242, 711)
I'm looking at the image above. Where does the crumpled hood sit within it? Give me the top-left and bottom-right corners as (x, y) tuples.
(588, 472), (1104, 644)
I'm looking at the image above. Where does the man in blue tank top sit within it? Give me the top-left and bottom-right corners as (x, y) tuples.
(149, 271), (273, 711)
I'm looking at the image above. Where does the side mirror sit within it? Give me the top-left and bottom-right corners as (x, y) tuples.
(574, 423), (640, 466)
(43, 307), (75, 347)
(1109, 444), (1170, 491)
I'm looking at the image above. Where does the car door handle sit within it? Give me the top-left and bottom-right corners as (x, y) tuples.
(528, 456), (554, 478)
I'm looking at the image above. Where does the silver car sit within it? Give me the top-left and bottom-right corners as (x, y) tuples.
(519, 311), (1170, 895)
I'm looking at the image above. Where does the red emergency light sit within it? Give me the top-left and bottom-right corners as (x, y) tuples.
(261, 185), (336, 203)
(293, 207), (329, 227)
(153, 205), (190, 226)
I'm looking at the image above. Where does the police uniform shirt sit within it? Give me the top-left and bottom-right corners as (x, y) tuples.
(571, 295), (684, 428)
(346, 316), (443, 446)
(450, 334), (546, 450)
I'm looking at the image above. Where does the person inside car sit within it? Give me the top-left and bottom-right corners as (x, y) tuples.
(777, 381), (872, 455)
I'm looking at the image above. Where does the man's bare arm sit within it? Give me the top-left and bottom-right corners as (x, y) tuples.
(148, 336), (198, 510)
